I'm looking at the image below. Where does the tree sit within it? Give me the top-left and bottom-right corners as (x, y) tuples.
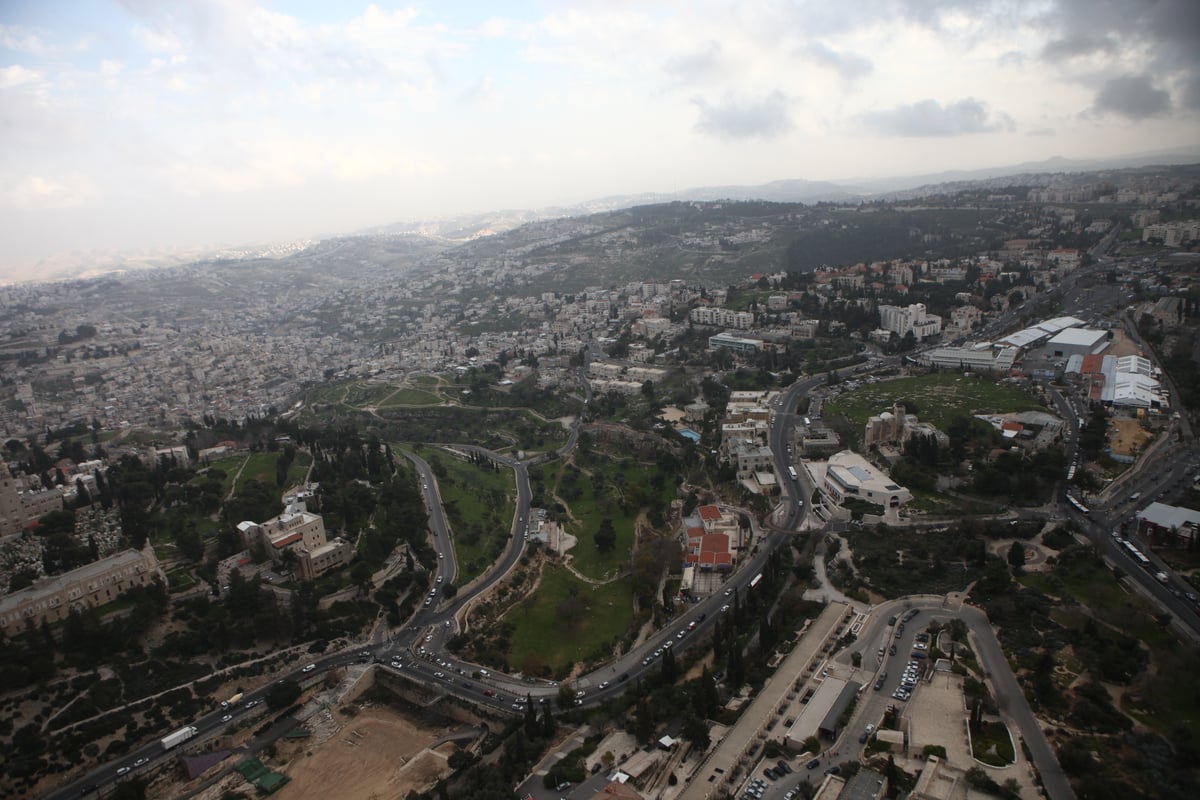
(681, 711), (711, 750)
(1006, 541), (1026, 572)
(350, 561), (373, 596)
(266, 679), (302, 710)
(594, 518), (616, 553)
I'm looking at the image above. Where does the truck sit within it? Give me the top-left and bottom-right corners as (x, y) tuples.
(221, 692), (243, 708)
(160, 725), (198, 751)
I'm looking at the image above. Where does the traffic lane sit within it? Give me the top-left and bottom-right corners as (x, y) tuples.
(960, 605), (1075, 800)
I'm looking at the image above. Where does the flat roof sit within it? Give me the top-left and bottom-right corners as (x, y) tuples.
(1047, 328), (1106, 347)
(786, 677), (848, 744)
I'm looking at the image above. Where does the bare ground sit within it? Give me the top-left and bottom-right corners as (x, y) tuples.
(271, 707), (453, 800)
(1109, 418), (1153, 457)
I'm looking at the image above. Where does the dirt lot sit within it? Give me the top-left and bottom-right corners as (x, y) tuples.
(272, 707), (453, 800)
(1109, 418), (1153, 457)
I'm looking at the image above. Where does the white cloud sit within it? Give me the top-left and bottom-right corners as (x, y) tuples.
(859, 98), (1015, 137)
(694, 91), (795, 140)
(1, 174), (97, 210)
(0, 64), (42, 90)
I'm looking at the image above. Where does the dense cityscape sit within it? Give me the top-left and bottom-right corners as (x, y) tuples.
(0, 161), (1198, 800)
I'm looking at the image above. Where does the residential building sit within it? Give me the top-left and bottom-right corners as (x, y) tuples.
(878, 303), (942, 341)
(0, 461), (64, 537)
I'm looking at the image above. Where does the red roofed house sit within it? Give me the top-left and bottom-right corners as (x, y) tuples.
(685, 532), (733, 571)
(697, 504), (723, 530)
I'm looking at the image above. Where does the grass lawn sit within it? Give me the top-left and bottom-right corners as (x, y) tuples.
(233, 452), (282, 492)
(506, 564), (634, 673)
(972, 720), (1015, 766)
(562, 459), (676, 581)
(431, 453), (516, 584)
(825, 371), (1044, 434)
(197, 454), (245, 496)
(379, 388), (441, 406)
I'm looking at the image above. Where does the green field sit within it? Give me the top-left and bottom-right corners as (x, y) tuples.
(379, 388), (441, 406)
(824, 371), (1043, 436)
(232, 451), (305, 494)
(430, 452), (516, 584)
(554, 459), (676, 581)
(506, 564), (634, 674)
(197, 454), (245, 496)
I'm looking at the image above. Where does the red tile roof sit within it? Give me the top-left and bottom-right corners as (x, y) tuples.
(698, 505), (722, 521)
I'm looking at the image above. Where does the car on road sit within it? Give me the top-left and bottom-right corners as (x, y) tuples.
(888, 644), (897, 656)
(825, 766), (841, 775)
(434, 671), (445, 678)
(302, 663), (316, 673)
(776, 759), (792, 774)
(484, 689), (494, 696)
(642, 656), (653, 665)
(598, 681), (609, 690)
(806, 758), (821, 770)
(244, 699), (260, 708)
(721, 604), (730, 613)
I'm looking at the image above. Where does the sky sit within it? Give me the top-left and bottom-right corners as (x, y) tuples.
(1, 0), (1199, 281)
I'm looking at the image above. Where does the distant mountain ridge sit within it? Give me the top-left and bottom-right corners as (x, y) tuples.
(9, 147), (1199, 286)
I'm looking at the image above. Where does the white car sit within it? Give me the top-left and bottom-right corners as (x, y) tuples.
(302, 663), (316, 673)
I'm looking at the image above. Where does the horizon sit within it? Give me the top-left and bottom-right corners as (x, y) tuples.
(2, 1), (1199, 283)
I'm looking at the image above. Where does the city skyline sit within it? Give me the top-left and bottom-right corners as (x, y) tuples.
(2, 0), (1198, 281)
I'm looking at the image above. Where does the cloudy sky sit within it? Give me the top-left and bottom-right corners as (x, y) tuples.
(2, 0), (1198, 280)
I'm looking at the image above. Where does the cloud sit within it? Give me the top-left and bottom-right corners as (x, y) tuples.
(1092, 74), (1171, 119)
(663, 41), (724, 86)
(0, 64), (42, 90)
(1025, 127), (1056, 137)
(803, 42), (872, 81)
(859, 98), (1014, 137)
(1, 174), (97, 210)
(693, 91), (794, 140)
(1182, 77), (1200, 112)
(1041, 34), (1117, 62)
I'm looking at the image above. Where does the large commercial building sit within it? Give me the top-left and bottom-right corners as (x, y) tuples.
(708, 332), (763, 353)
(918, 343), (1019, 373)
(0, 547), (164, 637)
(1043, 328), (1108, 359)
(814, 451), (912, 510)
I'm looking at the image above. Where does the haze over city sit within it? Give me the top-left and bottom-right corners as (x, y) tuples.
(1, 0), (1198, 281)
